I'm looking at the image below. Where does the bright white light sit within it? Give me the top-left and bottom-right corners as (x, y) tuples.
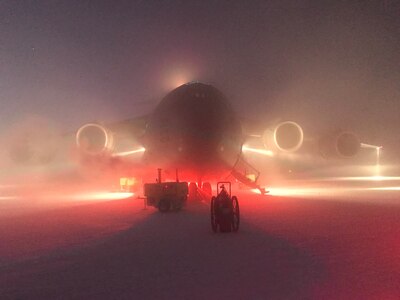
(242, 145), (274, 157)
(59, 192), (134, 202)
(367, 186), (400, 191)
(264, 187), (332, 197)
(320, 176), (400, 182)
(0, 191), (134, 203)
(252, 186), (374, 199)
(375, 147), (382, 175)
(251, 187), (327, 197)
(360, 143), (382, 149)
(112, 147), (146, 157)
(0, 196), (19, 200)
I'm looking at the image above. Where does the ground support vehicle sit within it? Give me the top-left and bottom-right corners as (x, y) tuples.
(143, 169), (188, 212)
(210, 182), (240, 232)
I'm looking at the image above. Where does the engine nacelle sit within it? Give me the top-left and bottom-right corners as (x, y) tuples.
(263, 121), (304, 152)
(319, 131), (360, 158)
(76, 123), (114, 155)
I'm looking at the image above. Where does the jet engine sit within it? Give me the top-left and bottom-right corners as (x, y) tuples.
(262, 121), (304, 152)
(319, 131), (360, 158)
(76, 123), (114, 155)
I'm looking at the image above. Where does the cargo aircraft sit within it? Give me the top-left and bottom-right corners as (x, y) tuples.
(6, 82), (374, 196)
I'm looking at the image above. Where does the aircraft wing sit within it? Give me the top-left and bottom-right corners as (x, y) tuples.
(2, 115), (151, 170)
(240, 117), (382, 182)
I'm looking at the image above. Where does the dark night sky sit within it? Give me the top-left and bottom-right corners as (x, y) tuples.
(1, 1), (399, 150)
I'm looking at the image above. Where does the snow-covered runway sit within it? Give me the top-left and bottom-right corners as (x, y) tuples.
(0, 189), (399, 299)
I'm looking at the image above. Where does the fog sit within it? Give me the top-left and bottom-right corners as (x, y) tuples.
(0, 1), (399, 177)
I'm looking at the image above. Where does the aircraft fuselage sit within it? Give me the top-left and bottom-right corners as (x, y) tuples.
(143, 82), (243, 181)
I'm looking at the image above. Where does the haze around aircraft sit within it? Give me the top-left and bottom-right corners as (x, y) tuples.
(3, 81), (380, 196)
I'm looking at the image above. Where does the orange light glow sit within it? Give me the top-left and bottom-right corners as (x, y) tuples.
(120, 177), (136, 186)
(163, 68), (195, 90)
(172, 77), (190, 88)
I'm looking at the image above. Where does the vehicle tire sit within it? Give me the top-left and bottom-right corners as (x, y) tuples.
(158, 198), (171, 212)
(219, 220), (232, 233)
(174, 198), (184, 211)
(231, 196), (240, 232)
(210, 196), (218, 232)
